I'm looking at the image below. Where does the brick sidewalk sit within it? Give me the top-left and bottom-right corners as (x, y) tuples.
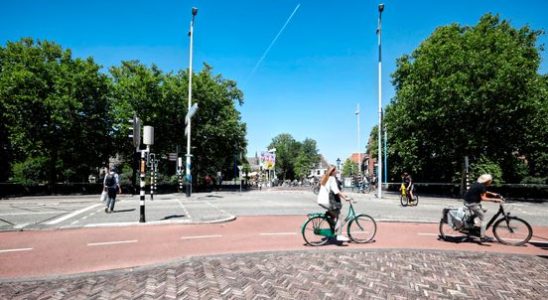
(1, 249), (546, 299)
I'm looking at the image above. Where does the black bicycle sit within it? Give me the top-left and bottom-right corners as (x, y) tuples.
(439, 198), (532, 246)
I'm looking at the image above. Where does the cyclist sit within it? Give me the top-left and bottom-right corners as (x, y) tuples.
(464, 174), (504, 242)
(317, 166), (351, 242)
(402, 172), (415, 202)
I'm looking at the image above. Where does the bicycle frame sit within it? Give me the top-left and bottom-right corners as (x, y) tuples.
(308, 201), (359, 238)
(484, 204), (510, 231)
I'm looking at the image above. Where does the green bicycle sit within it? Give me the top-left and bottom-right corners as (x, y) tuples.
(301, 198), (377, 246)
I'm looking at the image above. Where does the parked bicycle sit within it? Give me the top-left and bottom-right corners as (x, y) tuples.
(400, 183), (419, 207)
(312, 182), (320, 195)
(439, 197), (532, 246)
(301, 198), (377, 246)
(357, 181), (372, 194)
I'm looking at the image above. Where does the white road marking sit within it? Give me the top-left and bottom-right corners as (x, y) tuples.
(259, 232), (297, 236)
(0, 247), (33, 254)
(0, 211), (60, 216)
(180, 235), (222, 240)
(176, 198), (192, 219)
(87, 240), (138, 247)
(45, 204), (102, 225)
(417, 232), (438, 236)
(13, 223), (29, 229)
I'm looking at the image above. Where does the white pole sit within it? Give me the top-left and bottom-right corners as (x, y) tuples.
(185, 9), (197, 197)
(356, 104), (361, 177)
(377, 4), (384, 198)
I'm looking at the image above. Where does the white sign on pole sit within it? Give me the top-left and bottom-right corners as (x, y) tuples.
(185, 103), (198, 124)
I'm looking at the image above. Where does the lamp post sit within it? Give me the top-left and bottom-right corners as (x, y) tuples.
(355, 104), (362, 179)
(185, 7), (198, 197)
(336, 158), (341, 170)
(376, 3), (384, 198)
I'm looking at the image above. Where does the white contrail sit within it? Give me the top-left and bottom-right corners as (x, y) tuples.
(247, 3), (301, 81)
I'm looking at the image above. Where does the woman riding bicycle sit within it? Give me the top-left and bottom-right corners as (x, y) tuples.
(317, 166), (351, 242)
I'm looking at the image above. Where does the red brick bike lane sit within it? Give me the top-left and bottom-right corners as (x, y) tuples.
(1, 216), (547, 279)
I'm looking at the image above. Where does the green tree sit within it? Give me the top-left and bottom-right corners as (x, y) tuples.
(109, 62), (247, 183)
(294, 138), (320, 179)
(342, 158), (358, 177)
(385, 14), (545, 183)
(0, 38), (111, 185)
(268, 134), (301, 180)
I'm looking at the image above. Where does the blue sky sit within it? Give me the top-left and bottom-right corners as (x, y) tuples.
(1, 0), (547, 165)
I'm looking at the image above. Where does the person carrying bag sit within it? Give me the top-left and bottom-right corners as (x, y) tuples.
(316, 166), (350, 242)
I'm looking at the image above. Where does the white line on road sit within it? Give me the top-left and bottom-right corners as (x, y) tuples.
(176, 198), (192, 219)
(259, 232), (297, 236)
(87, 240), (138, 247)
(417, 233), (439, 236)
(180, 235), (222, 240)
(0, 247), (33, 254)
(46, 204), (102, 225)
(0, 211), (61, 216)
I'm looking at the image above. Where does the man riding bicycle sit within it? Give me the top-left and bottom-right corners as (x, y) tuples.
(464, 174), (504, 242)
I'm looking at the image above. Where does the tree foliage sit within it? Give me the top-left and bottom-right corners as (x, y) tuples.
(0, 38), (111, 184)
(383, 14), (546, 183)
(268, 134), (320, 180)
(0, 38), (247, 186)
(342, 158), (358, 177)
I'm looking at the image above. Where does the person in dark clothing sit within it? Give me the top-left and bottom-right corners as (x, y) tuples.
(463, 174), (503, 242)
(103, 166), (121, 213)
(402, 172), (415, 201)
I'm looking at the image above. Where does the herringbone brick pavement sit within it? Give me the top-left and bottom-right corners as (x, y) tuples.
(1, 249), (546, 299)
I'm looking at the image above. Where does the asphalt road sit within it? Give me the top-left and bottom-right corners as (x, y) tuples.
(1, 190), (547, 299)
(1, 190), (547, 231)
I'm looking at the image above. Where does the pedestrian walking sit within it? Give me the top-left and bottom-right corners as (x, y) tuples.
(103, 166), (121, 213)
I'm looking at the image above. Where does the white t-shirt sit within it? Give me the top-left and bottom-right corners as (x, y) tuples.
(326, 176), (341, 195)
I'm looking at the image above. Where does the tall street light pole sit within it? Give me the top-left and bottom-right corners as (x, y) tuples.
(376, 3), (384, 198)
(355, 104), (361, 178)
(185, 7), (198, 197)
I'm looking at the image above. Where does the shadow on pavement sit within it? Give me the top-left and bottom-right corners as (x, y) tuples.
(163, 215), (185, 220)
(112, 209), (136, 213)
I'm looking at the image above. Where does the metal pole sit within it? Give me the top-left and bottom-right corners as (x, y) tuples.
(185, 9), (197, 197)
(150, 155), (154, 201)
(384, 125), (388, 188)
(154, 160), (158, 199)
(139, 150), (146, 223)
(356, 104), (361, 178)
(377, 4), (384, 198)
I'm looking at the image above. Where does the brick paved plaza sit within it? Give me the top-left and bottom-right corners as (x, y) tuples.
(1, 249), (546, 299)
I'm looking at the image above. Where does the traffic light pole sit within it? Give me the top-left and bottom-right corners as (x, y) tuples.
(139, 149), (146, 223)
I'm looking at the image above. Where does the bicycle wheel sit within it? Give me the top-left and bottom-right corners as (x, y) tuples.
(347, 214), (377, 243)
(493, 217), (532, 246)
(312, 186), (320, 195)
(439, 219), (467, 242)
(412, 194), (419, 206)
(302, 216), (332, 246)
(400, 194), (408, 207)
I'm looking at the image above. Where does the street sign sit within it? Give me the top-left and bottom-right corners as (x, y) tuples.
(185, 103), (198, 124)
(168, 153), (178, 161)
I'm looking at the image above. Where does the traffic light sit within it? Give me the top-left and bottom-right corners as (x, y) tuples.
(128, 114), (141, 148)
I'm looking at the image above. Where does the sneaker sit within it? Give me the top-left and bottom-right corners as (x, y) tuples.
(336, 235), (350, 242)
(105, 207), (109, 213)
